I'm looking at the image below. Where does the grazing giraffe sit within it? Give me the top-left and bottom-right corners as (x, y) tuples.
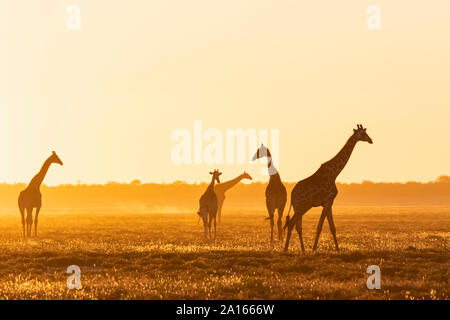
(198, 169), (222, 240)
(252, 144), (287, 244)
(18, 151), (63, 238)
(214, 171), (252, 223)
(284, 124), (373, 252)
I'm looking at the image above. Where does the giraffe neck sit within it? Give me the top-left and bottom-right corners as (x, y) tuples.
(326, 135), (358, 179)
(266, 150), (283, 184)
(215, 173), (247, 193)
(27, 157), (53, 190)
(266, 156), (278, 176)
(206, 176), (216, 193)
(263, 148), (279, 176)
(268, 171), (282, 184)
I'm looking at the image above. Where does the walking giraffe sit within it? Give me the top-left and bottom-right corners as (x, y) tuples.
(18, 151), (63, 238)
(214, 171), (252, 223)
(252, 144), (287, 244)
(198, 169), (222, 240)
(284, 124), (373, 252)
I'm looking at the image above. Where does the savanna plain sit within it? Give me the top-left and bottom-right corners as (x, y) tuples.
(0, 206), (448, 300)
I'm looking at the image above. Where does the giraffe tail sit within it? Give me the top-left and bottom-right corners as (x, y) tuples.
(197, 211), (201, 225)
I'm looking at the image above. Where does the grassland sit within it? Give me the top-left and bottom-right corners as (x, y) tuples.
(0, 206), (448, 300)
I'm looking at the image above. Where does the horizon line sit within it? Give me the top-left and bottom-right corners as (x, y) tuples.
(1, 175), (449, 187)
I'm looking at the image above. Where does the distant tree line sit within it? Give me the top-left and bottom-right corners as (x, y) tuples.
(0, 176), (449, 212)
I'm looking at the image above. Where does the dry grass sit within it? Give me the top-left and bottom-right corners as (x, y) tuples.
(0, 206), (448, 300)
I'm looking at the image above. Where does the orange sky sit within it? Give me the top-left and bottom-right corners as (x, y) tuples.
(1, 1), (449, 185)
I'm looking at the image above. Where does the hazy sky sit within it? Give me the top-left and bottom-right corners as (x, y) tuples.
(1, 1), (449, 185)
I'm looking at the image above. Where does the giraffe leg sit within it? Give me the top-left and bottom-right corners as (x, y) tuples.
(266, 200), (276, 244)
(284, 206), (310, 252)
(277, 201), (286, 241)
(203, 215), (208, 239)
(26, 208), (33, 238)
(269, 210), (275, 244)
(199, 210), (208, 239)
(313, 206), (329, 251)
(283, 214), (296, 252)
(326, 207), (339, 252)
(19, 206), (25, 238)
(295, 215), (305, 252)
(217, 198), (224, 224)
(212, 204), (218, 241)
(213, 215), (217, 241)
(208, 212), (213, 240)
(34, 206), (41, 237)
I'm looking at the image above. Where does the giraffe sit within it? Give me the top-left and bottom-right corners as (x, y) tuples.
(283, 124), (373, 252)
(197, 169), (222, 240)
(252, 144), (287, 244)
(18, 151), (63, 238)
(214, 171), (252, 223)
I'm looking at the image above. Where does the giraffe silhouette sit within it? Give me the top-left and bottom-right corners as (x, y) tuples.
(284, 125), (373, 252)
(197, 169), (221, 240)
(18, 151), (63, 238)
(252, 144), (287, 244)
(214, 171), (252, 223)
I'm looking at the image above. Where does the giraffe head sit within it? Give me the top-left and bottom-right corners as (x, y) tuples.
(209, 169), (222, 183)
(252, 144), (271, 161)
(50, 151), (64, 165)
(242, 171), (253, 180)
(353, 124), (373, 144)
